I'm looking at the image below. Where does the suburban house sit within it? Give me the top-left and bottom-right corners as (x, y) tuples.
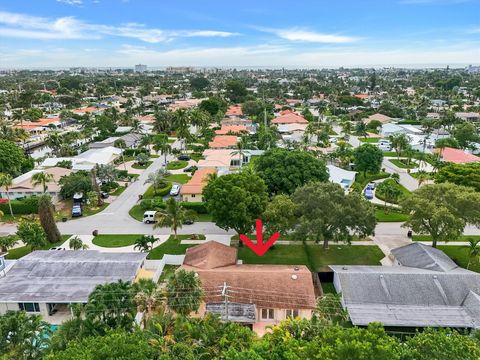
(181, 241), (317, 335)
(435, 147), (480, 164)
(208, 135), (238, 149)
(0, 167), (72, 203)
(221, 118), (253, 128)
(41, 146), (122, 171)
(365, 113), (392, 124)
(180, 168), (217, 202)
(215, 125), (248, 135)
(89, 133), (143, 149)
(331, 243), (480, 329)
(326, 165), (356, 191)
(380, 123), (422, 137)
(169, 99), (202, 111)
(455, 112), (480, 122)
(0, 250), (148, 325)
(271, 110), (308, 126)
(197, 149), (263, 174)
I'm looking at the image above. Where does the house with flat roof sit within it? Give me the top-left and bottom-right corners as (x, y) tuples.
(0, 250), (148, 324)
(180, 168), (216, 202)
(0, 167), (72, 202)
(41, 146), (122, 171)
(331, 243), (480, 329)
(181, 242), (317, 335)
(327, 165), (356, 191)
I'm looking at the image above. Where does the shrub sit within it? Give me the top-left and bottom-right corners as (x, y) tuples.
(100, 181), (119, 192)
(0, 196), (39, 214)
(123, 148), (150, 157)
(139, 198), (166, 210)
(180, 202), (208, 214)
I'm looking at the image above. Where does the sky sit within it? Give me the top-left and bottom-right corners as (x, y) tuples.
(0, 0), (479, 69)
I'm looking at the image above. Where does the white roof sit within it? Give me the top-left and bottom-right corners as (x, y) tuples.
(327, 165), (356, 186)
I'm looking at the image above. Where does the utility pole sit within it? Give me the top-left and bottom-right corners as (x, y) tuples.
(221, 282), (229, 321)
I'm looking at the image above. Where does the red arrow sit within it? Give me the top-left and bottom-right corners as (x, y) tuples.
(239, 219), (280, 256)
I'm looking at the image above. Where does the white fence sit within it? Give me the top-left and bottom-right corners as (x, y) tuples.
(149, 254), (185, 283)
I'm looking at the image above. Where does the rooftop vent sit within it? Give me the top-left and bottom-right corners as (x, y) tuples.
(291, 274), (298, 280)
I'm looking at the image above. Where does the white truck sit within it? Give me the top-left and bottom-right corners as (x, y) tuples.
(143, 211), (157, 224)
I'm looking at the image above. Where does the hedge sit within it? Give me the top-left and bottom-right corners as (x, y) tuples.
(180, 202), (208, 214)
(0, 196), (39, 214)
(143, 182), (173, 198)
(123, 148), (150, 157)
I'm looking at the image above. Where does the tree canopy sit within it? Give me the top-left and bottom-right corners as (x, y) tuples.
(353, 144), (384, 176)
(255, 148), (329, 195)
(203, 171), (268, 234)
(0, 140), (29, 177)
(435, 162), (480, 192)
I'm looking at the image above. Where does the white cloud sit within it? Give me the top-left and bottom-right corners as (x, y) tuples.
(0, 11), (238, 42)
(57, 0), (83, 5)
(259, 27), (359, 43)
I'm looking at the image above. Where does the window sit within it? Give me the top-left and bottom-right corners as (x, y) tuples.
(18, 303), (40, 312)
(261, 308), (274, 320)
(191, 194), (196, 198)
(286, 309), (299, 319)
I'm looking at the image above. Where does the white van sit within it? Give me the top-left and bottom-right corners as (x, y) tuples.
(143, 211), (157, 224)
(377, 139), (391, 151)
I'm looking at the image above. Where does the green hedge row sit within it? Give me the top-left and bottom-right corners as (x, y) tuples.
(0, 196), (39, 214)
(180, 202), (208, 214)
(143, 182), (173, 199)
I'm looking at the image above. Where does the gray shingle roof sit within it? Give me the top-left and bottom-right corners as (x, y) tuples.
(391, 243), (459, 272)
(330, 264), (480, 328)
(0, 250), (147, 303)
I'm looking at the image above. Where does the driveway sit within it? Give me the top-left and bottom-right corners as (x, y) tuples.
(382, 158), (419, 191)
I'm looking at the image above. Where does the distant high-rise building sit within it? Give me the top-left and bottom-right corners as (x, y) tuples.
(466, 65), (480, 74)
(134, 64), (147, 73)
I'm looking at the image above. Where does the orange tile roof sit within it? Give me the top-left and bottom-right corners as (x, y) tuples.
(208, 135), (238, 149)
(272, 110), (308, 125)
(435, 147), (480, 164)
(180, 168), (217, 195)
(14, 117), (61, 129)
(225, 105), (243, 117)
(215, 125), (248, 135)
(73, 107), (98, 114)
(354, 94), (369, 99)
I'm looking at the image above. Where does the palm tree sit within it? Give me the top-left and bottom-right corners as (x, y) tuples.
(152, 134), (172, 166)
(467, 238), (480, 270)
(144, 169), (169, 195)
(134, 278), (164, 328)
(114, 139), (128, 172)
(415, 170), (430, 188)
(134, 235), (156, 252)
(45, 132), (64, 156)
(165, 269), (203, 316)
(69, 235), (89, 250)
(231, 138), (246, 168)
(0, 173), (14, 218)
(376, 180), (402, 213)
(154, 198), (196, 238)
(31, 171), (54, 193)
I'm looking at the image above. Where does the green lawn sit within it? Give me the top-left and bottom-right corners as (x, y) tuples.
(389, 159), (417, 169)
(0, 214), (15, 223)
(148, 234), (205, 259)
(196, 213), (213, 222)
(129, 205), (145, 221)
(412, 235), (480, 242)
(150, 154), (160, 158)
(439, 246), (480, 272)
(166, 160), (188, 170)
(375, 208), (409, 222)
(131, 161), (153, 169)
(237, 244), (384, 271)
(158, 265), (179, 282)
(6, 234), (71, 260)
(92, 234), (142, 248)
(165, 174), (190, 184)
(110, 186), (126, 196)
(360, 137), (381, 143)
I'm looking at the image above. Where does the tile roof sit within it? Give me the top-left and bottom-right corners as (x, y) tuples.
(0, 167), (71, 194)
(183, 241), (237, 269)
(208, 135), (238, 149)
(225, 105), (243, 117)
(436, 147), (480, 164)
(180, 168), (217, 195)
(215, 125), (248, 135)
(271, 110), (308, 125)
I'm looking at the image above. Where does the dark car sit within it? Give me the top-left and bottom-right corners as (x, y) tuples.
(183, 166), (197, 173)
(100, 191), (110, 199)
(183, 219), (194, 225)
(178, 155), (190, 161)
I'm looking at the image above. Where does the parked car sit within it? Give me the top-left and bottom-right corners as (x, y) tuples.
(100, 191), (109, 199)
(170, 184), (181, 196)
(71, 204), (82, 217)
(73, 192), (83, 204)
(183, 166), (197, 173)
(364, 188), (374, 200)
(183, 219), (194, 225)
(143, 211), (157, 224)
(367, 182), (376, 190)
(178, 155), (190, 161)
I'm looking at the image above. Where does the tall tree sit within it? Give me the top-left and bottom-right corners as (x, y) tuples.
(166, 269), (203, 316)
(401, 183), (480, 247)
(69, 235), (89, 250)
(31, 171), (54, 193)
(353, 144), (384, 177)
(153, 198), (196, 238)
(389, 133), (410, 160)
(0, 173), (14, 218)
(38, 194), (62, 244)
(203, 172), (269, 235)
(292, 182), (376, 249)
(0, 140), (28, 177)
(16, 219), (47, 250)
